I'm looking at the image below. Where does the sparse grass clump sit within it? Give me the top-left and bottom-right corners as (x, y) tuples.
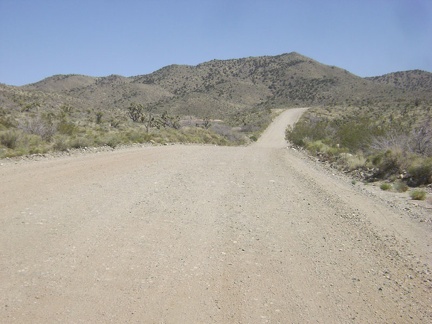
(393, 181), (409, 193)
(339, 153), (367, 171)
(409, 189), (427, 200)
(380, 183), (392, 191)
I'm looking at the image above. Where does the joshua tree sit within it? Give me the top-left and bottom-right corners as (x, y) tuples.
(126, 102), (157, 133)
(127, 102), (144, 122)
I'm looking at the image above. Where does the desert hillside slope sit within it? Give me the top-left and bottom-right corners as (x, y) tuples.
(366, 69), (432, 92)
(1, 52), (431, 160)
(2, 52), (430, 120)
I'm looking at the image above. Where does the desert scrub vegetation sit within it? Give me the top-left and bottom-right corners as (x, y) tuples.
(0, 129), (49, 157)
(286, 104), (432, 187)
(380, 183), (392, 191)
(393, 181), (409, 193)
(0, 102), (249, 159)
(409, 189), (427, 200)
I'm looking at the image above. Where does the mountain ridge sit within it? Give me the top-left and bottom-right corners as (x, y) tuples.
(1, 52), (431, 122)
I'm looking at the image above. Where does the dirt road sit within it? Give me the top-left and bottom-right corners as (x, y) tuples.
(1, 108), (431, 323)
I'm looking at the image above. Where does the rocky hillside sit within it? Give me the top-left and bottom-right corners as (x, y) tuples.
(1, 52), (431, 123)
(366, 69), (432, 91)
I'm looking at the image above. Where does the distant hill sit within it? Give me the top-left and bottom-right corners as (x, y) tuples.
(1, 52), (431, 122)
(24, 74), (97, 92)
(365, 70), (432, 94)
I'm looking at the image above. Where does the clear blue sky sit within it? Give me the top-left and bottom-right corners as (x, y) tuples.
(1, 0), (431, 86)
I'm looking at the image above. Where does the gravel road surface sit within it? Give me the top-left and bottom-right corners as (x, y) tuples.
(1, 108), (431, 323)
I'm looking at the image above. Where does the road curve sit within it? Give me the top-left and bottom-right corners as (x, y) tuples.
(1, 108), (431, 323)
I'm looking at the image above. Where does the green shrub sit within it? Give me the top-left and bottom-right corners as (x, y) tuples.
(306, 140), (329, 154)
(409, 189), (427, 200)
(337, 152), (367, 170)
(286, 115), (386, 154)
(372, 149), (410, 178)
(0, 130), (19, 149)
(58, 122), (78, 135)
(52, 135), (70, 151)
(69, 136), (91, 149)
(22, 134), (47, 154)
(104, 135), (121, 148)
(0, 116), (15, 129)
(0, 131), (48, 156)
(285, 106), (431, 187)
(95, 111), (103, 124)
(304, 140), (344, 157)
(336, 120), (372, 152)
(380, 183), (392, 191)
(285, 118), (330, 146)
(125, 130), (152, 143)
(408, 157), (432, 185)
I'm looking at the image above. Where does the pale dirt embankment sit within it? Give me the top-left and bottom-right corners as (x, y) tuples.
(1, 108), (431, 323)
